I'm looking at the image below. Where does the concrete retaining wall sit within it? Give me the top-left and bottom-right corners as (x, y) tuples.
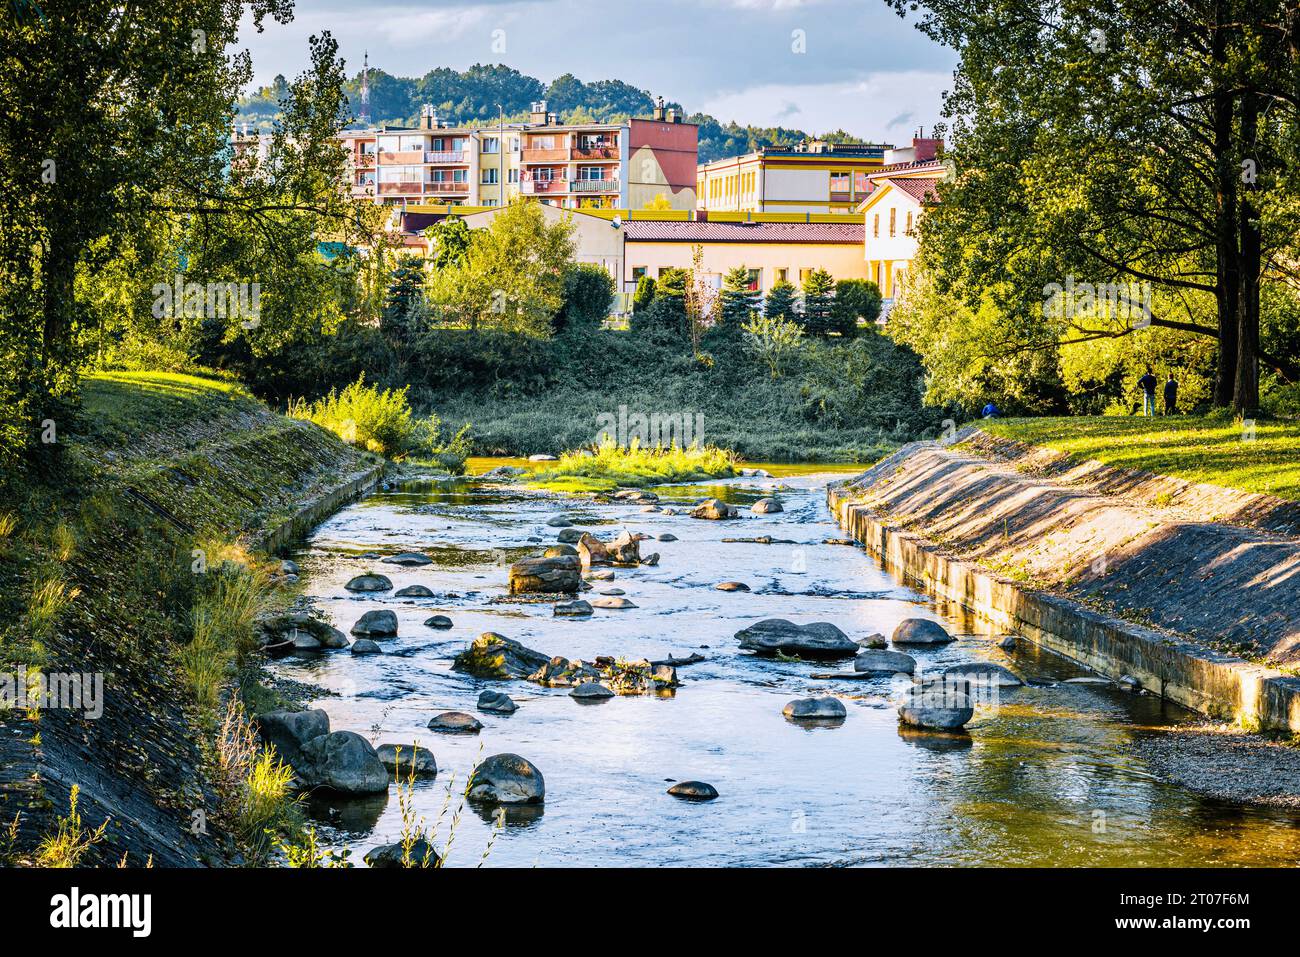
(255, 463), (388, 555)
(828, 484), (1300, 731)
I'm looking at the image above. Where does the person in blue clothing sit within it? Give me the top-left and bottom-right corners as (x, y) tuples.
(1137, 367), (1158, 417)
(981, 401), (1000, 419)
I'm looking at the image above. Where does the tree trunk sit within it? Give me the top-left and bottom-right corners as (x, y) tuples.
(1211, 7), (1239, 407)
(1234, 93), (1262, 415)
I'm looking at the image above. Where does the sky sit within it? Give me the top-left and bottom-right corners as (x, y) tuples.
(236, 0), (957, 143)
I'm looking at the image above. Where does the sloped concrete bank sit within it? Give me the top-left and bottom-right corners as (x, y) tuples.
(828, 437), (1300, 732)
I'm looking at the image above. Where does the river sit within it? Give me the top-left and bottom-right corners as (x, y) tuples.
(270, 462), (1300, 866)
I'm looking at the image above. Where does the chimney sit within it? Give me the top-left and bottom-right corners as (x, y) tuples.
(529, 100), (549, 124)
(420, 104), (437, 130)
(911, 134), (942, 163)
(653, 95), (666, 121)
(666, 106), (680, 124)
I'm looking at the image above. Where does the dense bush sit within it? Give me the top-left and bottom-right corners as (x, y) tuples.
(555, 263), (616, 335)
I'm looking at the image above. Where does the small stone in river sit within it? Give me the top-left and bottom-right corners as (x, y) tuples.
(661, 507), (677, 516)
(280, 559), (300, 575)
(395, 584), (434, 598)
(783, 697), (847, 721)
(545, 544), (578, 558)
(351, 609), (398, 638)
(658, 533), (678, 542)
(855, 649), (916, 674)
(898, 687), (974, 731)
(690, 498), (738, 520)
(547, 515), (574, 527)
(892, 618), (954, 645)
(641, 553), (660, 566)
(478, 690), (518, 714)
(587, 569), (615, 581)
(428, 711), (483, 734)
(735, 619), (858, 659)
(859, 633), (887, 649)
(345, 574), (393, 593)
(350, 638), (382, 655)
(998, 635), (1017, 651)
(942, 661), (1023, 688)
(716, 581), (750, 592)
(590, 596), (637, 609)
(468, 753), (545, 805)
(424, 615), (453, 629)
(382, 552), (433, 566)
(641, 505), (661, 513)
(557, 528), (583, 544)
(508, 554), (581, 594)
(599, 588), (625, 596)
(555, 600), (593, 617)
(751, 497), (783, 514)
(570, 681), (614, 700)
(668, 781), (718, 801)
(365, 840), (440, 868)
(377, 744), (437, 776)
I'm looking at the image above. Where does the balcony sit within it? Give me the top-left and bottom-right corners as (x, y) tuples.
(572, 145), (618, 160)
(377, 181), (423, 196)
(570, 178), (619, 193)
(378, 150), (425, 164)
(425, 150), (466, 164)
(425, 180), (470, 194)
(355, 153), (376, 168)
(520, 179), (566, 194)
(521, 147), (569, 164)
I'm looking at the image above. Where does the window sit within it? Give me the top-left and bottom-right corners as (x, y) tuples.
(536, 167), (554, 182)
(508, 168), (519, 183)
(482, 137), (500, 154)
(889, 207), (897, 237)
(453, 168), (468, 183)
(775, 268), (788, 283)
(531, 135), (555, 150)
(905, 211), (913, 236)
(482, 168), (499, 184)
(873, 214), (879, 238)
(746, 269), (761, 292)
(578, 166), (606, 181)
(632, 266), (647, 280)
(830, 171), (851, 194)
(799, 268), (814, 283)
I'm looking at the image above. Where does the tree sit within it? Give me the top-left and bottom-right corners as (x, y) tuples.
(428, 216), (472, 271)
(718, 266), (760, 332)
(832, 279), (881, 337)
(765, 279), (799, 321)
(381, 255), (426, 348)
(800, 269), (836, 335)
(555, 263), (615, 335)
(741, 313), (804, 378)
(632, 275), (657, 312)
(424, 199), (575, 336)
(631, 268), (688, 337)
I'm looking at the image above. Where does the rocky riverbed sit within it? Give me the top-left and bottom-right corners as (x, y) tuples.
(264, 464), (1300, 867)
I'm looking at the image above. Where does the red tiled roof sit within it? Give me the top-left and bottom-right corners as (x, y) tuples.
(889, 176), (941, 204)
(622, 221), (864, 243)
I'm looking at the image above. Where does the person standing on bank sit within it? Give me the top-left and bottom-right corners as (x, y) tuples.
(1163, 373), (1178, 415)
(1137, 367), (1158, 417)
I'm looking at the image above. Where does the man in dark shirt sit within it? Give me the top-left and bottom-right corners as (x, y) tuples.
(1163, 374), (1178, 415)
(1137, 367), (1158, 417)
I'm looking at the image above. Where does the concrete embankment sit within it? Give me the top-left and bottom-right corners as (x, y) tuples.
(0, 383), (384, 866)
(828, 430), (1300, 731)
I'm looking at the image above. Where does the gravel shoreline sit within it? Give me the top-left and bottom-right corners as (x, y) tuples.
(1133, 724), (1300, 808)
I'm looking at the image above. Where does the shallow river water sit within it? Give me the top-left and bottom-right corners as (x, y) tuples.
(272, 463), (1300, 867)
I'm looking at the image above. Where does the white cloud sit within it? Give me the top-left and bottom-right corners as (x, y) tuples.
(699, 70), (951, 141)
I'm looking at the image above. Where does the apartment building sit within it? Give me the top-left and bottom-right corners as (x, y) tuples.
(857, 136), (946, 304)
(336, 100), (698, 211)
(696, 139), (892, 215)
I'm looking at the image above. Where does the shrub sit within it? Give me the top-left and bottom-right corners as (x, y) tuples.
(555, 263), (616, 335)
(832, 279), (882, 337)
(289, 373), (414, 456)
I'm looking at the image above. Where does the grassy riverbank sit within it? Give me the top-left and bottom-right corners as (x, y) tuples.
(0, 370), (376, 866)
(526, 442), (737, 493)
(980, 415), (1300, 500)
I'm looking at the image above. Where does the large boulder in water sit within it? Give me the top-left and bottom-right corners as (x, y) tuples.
(577, 532), (611, 568)
(942, 661), (1023, 689)
(509, 554), (580, 594)
(381, 552), (433, 567)
(427, 711), (483, 734)
(376, 744), (437, 777)
(256, 709), (330, 771)
(364, 840), (441, 868)
(298, 731), (389, 794)
(256, 613), (347, 650)
(892, 618), (954, 645)
(607, 530), (642, 566)
(898, 686), (974, 731)
(350, 609), (398, 638)
(345, 574), (393, 593)
(667, 781), (718, 801)
(467, 753), (545, 805)
(453, 632), (550, 680)
(751, 497), (783, 515)
(691, 498), (738, 520)
(854, 649), (917, 674)
(783, 697), (847, 721)
(735, 619), (858, 659)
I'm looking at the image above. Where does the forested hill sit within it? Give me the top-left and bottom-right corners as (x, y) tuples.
(235, 62), (871, 163)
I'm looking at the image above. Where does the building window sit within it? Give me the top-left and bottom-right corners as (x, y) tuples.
(746, 269), (761, 292)
(889, 207), (897, 237)
(453, 169), (468, 183)
(799, 268), (814, 283)
(531, 135), (555, 150)
(632, 266), (647, 280)
(578, 166), (606, 181)
(905, 211), (913, 236)
(873, 214), (880, 238)
(482, 168), (499, 184)
(830, 171), (851, 194)
(775, 268), (788, 283)
(536, 168), (554, 182)
(508, 168), (519, 183)
(482, 137), (500, 154)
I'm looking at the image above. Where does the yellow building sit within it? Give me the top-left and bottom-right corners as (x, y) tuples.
(696, 140), (890, 215)
(857, 154), (946, 302)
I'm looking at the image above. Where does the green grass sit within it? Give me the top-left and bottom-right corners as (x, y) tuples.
(527, 440), (738, 492)
(78, 371), (260, 452)
(981, 416), (1300, 500)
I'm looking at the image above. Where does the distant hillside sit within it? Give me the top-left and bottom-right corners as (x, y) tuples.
(235, 62), (873, 164)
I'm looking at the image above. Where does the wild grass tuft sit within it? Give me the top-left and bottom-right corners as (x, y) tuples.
(529, 437), (736, 492)
(35, 785), (109, 867)
(217, 700), (300, 864)
(181, 558), (270, 711)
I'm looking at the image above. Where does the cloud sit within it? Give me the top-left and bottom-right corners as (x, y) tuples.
(885, 111), (915, 131)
